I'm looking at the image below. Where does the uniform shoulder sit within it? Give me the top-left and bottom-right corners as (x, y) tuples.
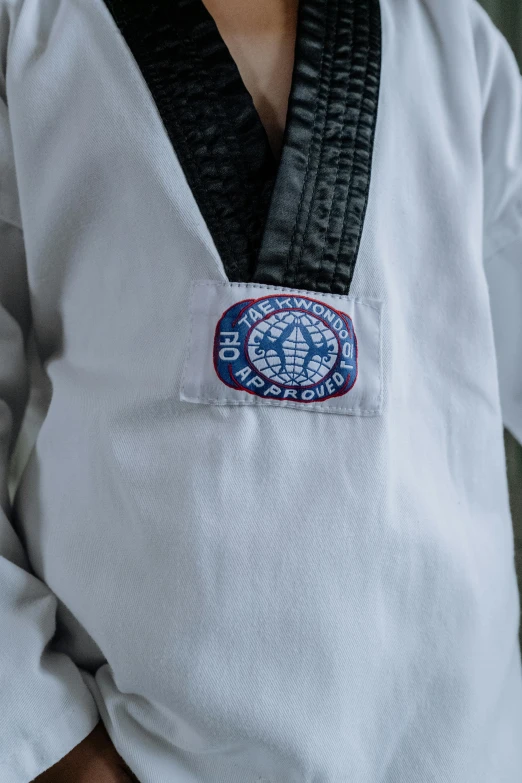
(464, 0), (521, 106)
(466, 0), (516, 59)
(0, 0), (26, 39)
(0, 0), (24, 14)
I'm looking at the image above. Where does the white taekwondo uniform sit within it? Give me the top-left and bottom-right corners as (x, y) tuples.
(1, 0), (522, 781)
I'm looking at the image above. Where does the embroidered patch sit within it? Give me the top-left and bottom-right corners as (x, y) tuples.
(214, 295), (357, 403)
(180, 281), (383, 415)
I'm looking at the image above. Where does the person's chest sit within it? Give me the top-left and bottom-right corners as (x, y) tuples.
(7, 0), (489, 425)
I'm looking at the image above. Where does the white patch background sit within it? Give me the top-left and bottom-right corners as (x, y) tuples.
(180, 280), (384, 415)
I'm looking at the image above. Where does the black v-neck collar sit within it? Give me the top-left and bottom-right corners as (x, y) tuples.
(256, 0), (382, 294)
(103, 0), (382, 296)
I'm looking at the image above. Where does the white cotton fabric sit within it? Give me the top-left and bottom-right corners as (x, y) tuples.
(0, 0), (522, 781)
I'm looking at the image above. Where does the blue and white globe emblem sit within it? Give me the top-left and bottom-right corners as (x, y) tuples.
(247, 311), (337, 386)
(214, 294), (357, 404)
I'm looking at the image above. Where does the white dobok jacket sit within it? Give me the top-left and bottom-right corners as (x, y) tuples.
(0, 0), (522, 781)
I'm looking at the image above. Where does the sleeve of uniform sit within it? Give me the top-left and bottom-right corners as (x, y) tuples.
(0, 5), (100, 782)
(471, 0), (522, 445)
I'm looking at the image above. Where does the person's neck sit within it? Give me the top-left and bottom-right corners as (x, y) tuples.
(202, 0), (298, 38)
(202, 0), (299, 159)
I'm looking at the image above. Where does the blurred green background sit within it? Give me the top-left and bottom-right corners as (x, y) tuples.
(481, 0), (522, 61)
(479, 0), (522, 641)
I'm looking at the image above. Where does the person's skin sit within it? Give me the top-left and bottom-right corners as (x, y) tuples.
(31, 1), (298, 780)
(203, 0), (299, 158)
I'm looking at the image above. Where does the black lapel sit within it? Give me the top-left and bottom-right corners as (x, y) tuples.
(102, 0), (382, 296)
(103, 0), (278, 282)
(255, 0), (382, 295)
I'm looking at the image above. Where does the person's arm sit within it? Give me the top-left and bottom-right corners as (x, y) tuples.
(470, 0), (522, 445)
(0, 4), (129, 780)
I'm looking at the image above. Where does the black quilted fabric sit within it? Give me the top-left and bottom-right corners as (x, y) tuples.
(255, 0), (382, 294)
